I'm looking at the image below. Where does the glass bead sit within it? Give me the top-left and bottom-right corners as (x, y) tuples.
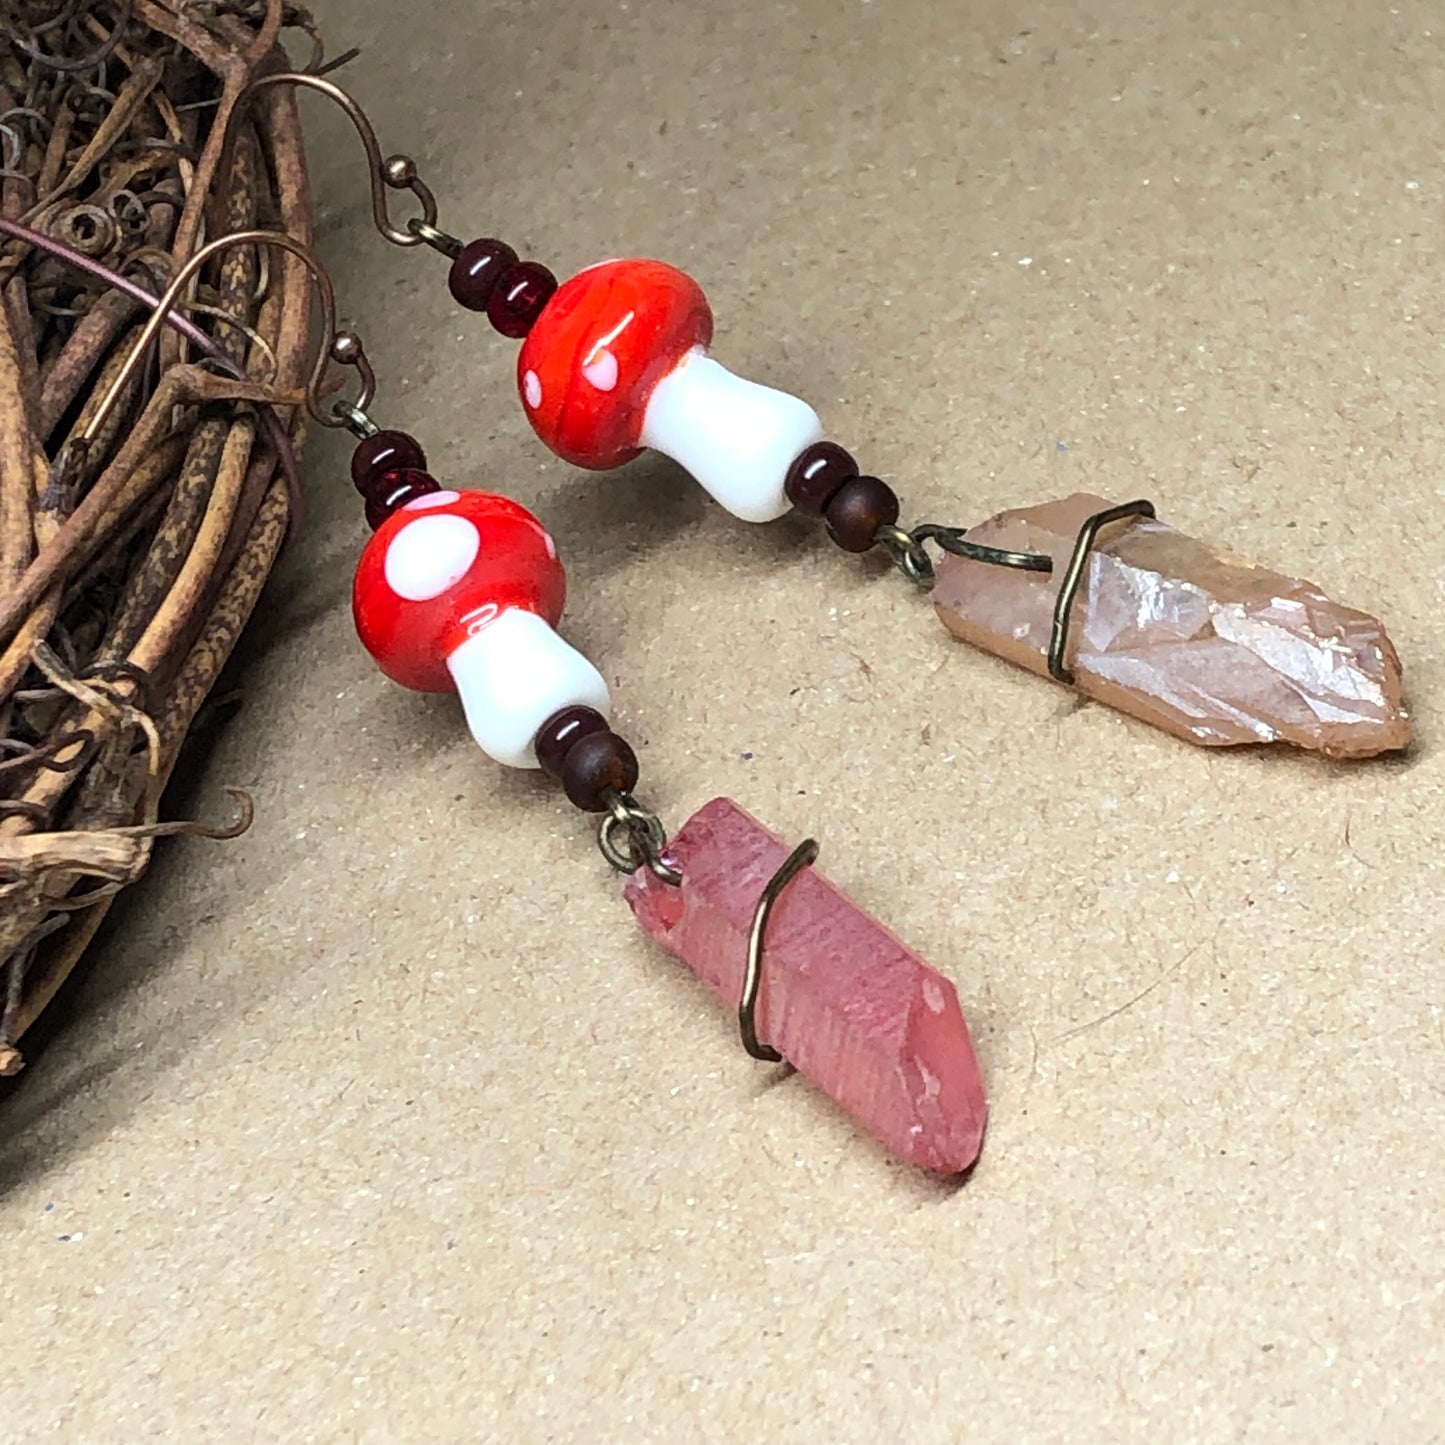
(535, 705), (609, 779)
(447, 238), (519, 312)
(354, 488), (567, 694)
(363, 468), (441, 531)
(824, 475), (900, 553)
(785, 441), (859, 516)
(351, 429), (426, 492)
(516, 259), (714, 470)
(487, 261), (559, 339)
(353, 492), (612, 771)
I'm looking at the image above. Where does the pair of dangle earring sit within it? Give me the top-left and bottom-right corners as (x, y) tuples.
(307, 68), (1412, 1174)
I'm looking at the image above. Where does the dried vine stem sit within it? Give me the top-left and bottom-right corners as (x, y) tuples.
(0, 0), (325, 1075)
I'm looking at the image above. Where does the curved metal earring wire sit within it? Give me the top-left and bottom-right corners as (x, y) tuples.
(245, 71), (437, 247)
(82, 226), (372, 447)
(0, 213), (304, 522)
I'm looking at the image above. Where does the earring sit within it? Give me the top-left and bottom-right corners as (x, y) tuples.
(0, 182), (988, 1174)
(260, 68), (1411, 765)
(346, 406), (987, 1177)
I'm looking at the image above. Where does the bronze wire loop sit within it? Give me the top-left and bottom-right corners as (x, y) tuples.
(80, 226), (377, 452)
(875, 521), (1053, 588)
(1044, 498), (1156, 683)
(334, 401), (380, 439)
(876, 498), (1157, 685)
(597, 788), (821, 1067)
(0, 213), (306, 525)
(739, 836), (820, 1063)
(408, 219), (465, 260)
(598, 791), (682, 886)
(246, 72), (439, 248)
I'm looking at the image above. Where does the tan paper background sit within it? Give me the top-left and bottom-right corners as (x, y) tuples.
(4, 1), (1444, 1439)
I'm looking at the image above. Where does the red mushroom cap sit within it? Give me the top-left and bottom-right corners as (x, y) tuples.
(516, 259), (714, 470)
(353, 489), (566, 694)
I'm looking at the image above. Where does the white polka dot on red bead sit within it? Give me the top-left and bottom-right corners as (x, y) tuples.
(403, 489), (461, 511)
(582, 349), (619, 392)
(523, 370), (542, 408)
(384, 513), (481, 601)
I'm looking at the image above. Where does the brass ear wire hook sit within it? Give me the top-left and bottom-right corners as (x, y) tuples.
(326, 328), (378, 434)
(244, 71), (437, 248)
(82, 225), (374, 450)
(0, 212), (303, 527)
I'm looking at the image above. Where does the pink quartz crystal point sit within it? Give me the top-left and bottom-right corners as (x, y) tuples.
(931, 492), (1410, 759)
(624, 797), (987, 1174)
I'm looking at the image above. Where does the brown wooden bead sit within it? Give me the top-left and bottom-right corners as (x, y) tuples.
(447, 238), (519, 312)
(352, 429), (426, 492)
(785, 441), (859, 516)
(534, 705), (609, 779)
(824, 475), (900, 553)
(561, 729), (640, 812)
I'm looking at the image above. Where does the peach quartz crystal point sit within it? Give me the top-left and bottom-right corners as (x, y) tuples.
(930, 493), (1410, 759)
(624, 797), (987, 1175)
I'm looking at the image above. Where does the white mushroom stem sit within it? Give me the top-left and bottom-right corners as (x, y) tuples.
(639, 347), (823, 523)
(446, 608), (611, 769)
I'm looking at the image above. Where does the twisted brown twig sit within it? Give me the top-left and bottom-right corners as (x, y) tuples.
(0, 0), (326, 1073)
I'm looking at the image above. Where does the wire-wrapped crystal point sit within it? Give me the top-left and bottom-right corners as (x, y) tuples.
(624, 798), (987, 1174)
(931, 492), (1410, 758)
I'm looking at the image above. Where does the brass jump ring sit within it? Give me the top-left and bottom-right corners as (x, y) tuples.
(333, 401), (379, 438)
(598, 792), (681, 886)
(874, 522), (935, 587)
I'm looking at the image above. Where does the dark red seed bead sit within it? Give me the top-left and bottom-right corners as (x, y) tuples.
(535, 705), (609, 780)
(447, 238), (519, 312)
(560, 730), (640, 812)
(824, 475), (900, 553)
(785, 441), (860, 516)
(351, 429), (427, 493)
(487, 261), (558, 339)
(364, 467), (441, 530)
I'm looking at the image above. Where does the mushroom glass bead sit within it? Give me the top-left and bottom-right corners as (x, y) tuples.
(517, 259), (824, 524)
(353, 489), (610, 768)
